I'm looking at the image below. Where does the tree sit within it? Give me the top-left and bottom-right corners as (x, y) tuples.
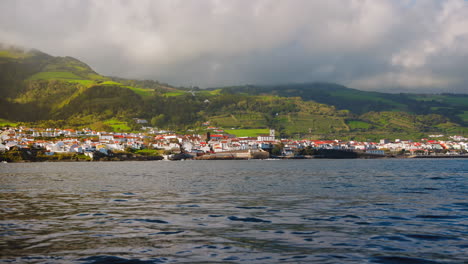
(90, 121), (111, 132)
(151, 114), (166, 127)
(271, 143), (284, 156)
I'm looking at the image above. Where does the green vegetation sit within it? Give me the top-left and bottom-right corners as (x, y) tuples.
(458, 111), (468, 123)
(0, 118), (18, 127)
(196, 89), (222, 96)
(164, 91), (186, 97)
(27, 71), (83, 81)
(134, 149), (162, 156)
(104, 119), (131, 132)
(0, 147), (164, 163)
(221, 84), (468, 127)
(0, 45), (466, 139)
(66, 79), (95, 86)
(225, 129), (270, 137)
(208, 89), (222, 95)
(328, 90), (407, 110)
(443, 96), (468, 107)
(0, 147), (93, 162)
(109, 77), (177, 92)
(125, 86), (154, 98)
(100, 81), (122, 86)
(347, 120), (372, 130)
(411, 94), (468, 107)
(0, 50), (32, 59)
(210, 114), (268, 128)
(282, 113), (348, 135)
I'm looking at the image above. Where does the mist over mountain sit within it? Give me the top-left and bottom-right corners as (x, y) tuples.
(1, 0), (468, 93)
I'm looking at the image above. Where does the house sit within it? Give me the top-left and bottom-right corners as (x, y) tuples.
(257, 134), (274, 142)
(48, 141), (67, 153)
(259, 142), (273, 150)
(63, 129), (77, 137)
(210, 134), (225, 141)
(69, 144), (83, 153)
(113, 135), (126, 143)
(257, 129), (275, 142)
(106, 143), (125, 151)
(134, 118), (148, 124)
(198, 142), (211, 153)
(98, 148), (109, 155)
(99, 133), (114, 141)
(181, 141), (194, 152)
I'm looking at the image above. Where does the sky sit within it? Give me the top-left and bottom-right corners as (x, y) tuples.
(1, 0), (468, 93)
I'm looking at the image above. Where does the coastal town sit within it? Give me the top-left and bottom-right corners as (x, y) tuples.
(1, 124), (467, 162)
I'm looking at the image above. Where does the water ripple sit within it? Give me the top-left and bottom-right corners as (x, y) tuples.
(1, 159), (467, 263)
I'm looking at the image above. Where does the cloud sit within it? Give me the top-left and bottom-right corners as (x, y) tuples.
(1, 0), (467, 92)
(350, 72), (458, 92)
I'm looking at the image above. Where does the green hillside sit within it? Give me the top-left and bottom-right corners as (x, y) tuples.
(0, 45), (466, 139)
(218, 83), (468, 125)
(0, 45), (152, 124)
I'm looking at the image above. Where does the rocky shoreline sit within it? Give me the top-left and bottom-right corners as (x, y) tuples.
(3, 149), (467, 163)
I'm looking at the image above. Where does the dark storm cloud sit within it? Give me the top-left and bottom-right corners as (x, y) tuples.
(1, 0), (467, 93)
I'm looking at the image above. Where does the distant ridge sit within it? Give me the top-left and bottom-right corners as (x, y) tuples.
(217, 83), (468, 117)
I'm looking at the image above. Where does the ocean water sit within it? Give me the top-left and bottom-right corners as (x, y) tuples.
(0, 159), (467, 263)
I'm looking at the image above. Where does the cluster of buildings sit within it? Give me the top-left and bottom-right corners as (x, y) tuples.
(1, 126), (467, 157)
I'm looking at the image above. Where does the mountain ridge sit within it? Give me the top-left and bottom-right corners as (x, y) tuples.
(0, 45), (466, 139)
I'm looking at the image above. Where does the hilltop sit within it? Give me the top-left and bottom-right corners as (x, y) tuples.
(0, 44), (466, 140)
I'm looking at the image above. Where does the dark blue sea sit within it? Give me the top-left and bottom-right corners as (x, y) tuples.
(1, 159), (467, 263)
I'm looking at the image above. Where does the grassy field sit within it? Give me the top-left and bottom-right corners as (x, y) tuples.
(164, 91), (186, 97)
(347, 120), (372, 130)
(197, 89), (222, 96)
(134, 149), (162, 156)
(208, 89), (222, 95)
(87, 80), (155, 98)
(0, 119), (18, 127)
(282, 113), (348, 135)
(333, 131), (428, 142)
(104, 119), (131, 132)
(436, 123), (468, 134)
(209, 111), (351, 136)
(125, 86), (154, 98)
(100, 81), (122, 86)
(87, 73), (107, 80)
(209, 113), (268, 128)
(28, 71), (83, 80)
(224, 129), (270, 137)
(0, 50), (31, 59)
(66, 80), (95, 86)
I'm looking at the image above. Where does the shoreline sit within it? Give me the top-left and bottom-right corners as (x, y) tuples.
(2, 154), (467, 163)
(2, 147), (467, 163)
